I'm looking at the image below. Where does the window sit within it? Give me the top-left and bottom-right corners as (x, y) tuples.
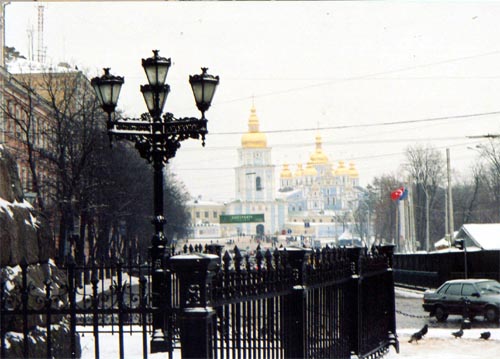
(446, 283), (462, 296)
(33, 117), (38, 146)
(462, 284), (476, 296)
(213, 211), (218, 218)
(204, 211), (209, 218)
(256, 176), (262, 191)
(196, 212), (200, 218)
(21, 167), (27, 191)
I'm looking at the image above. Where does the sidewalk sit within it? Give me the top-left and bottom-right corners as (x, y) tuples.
(385, 327), (500, 358)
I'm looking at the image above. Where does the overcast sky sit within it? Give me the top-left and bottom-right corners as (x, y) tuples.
(5, 1), (500, 201)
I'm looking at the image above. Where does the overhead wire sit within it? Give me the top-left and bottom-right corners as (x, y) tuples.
(209, 110), (500, 136)
(172, 140), (487, 173)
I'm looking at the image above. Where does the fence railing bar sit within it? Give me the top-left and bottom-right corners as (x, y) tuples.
(91, 262), (100, 359)
(67, 258), (77, 359)
(21, 259), (29, 358)
(45, 278), (53, 359)
(117, 261), (125, 359)
(1, 276), (6, 359)
(139, 271), (148, 359)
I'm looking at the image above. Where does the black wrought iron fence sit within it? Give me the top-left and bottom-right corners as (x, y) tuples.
(0, 256), (169, 359)
(171, 245), (398, 359)
(1, 244), (398, 359)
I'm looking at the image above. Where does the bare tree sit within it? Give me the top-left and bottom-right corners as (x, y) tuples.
(1, 73), (50, 212)
(3, 64), (191, 266)
(404, 145), (445, 249)
(452, 167), (484, 226)
(371, 174), (401, 244)
(27, 70), (104, 263)
(475, 141), (500, 222)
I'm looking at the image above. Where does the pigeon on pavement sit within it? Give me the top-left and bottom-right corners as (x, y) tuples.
(418, 324), (428, 337)
(408, 331), (423, 344)
(480, 331), (491, 340)
(452, 329), (464, 339)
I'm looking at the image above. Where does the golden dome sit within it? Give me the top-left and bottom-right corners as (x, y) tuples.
(241, 106), (267, 148)
(280, 164), (292, 179)
(348, 162), (359, 178)
(294, 163), (304, 177)
(335, 160), (349, 176)
(309, 134), (329, 165)
(304, 161), (318, 176)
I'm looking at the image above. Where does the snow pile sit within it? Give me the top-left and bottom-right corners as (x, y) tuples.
(395, 287), (424, 299)
(6, 57), (76, 75)
(0, 197), (38, 231)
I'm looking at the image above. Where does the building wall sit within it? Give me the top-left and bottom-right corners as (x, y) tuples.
(0, 67), (54, 203)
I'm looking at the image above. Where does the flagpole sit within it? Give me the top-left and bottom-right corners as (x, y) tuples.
(395, 201), (399, 252)
(408, 183), (416, 253)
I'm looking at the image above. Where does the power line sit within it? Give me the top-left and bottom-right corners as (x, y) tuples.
(182, 135), (477, 152)
(173, 140), (485, 173)
(210, 110), (500, 136)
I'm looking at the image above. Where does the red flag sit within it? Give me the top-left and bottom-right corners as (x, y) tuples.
(390, 187), (404, 201)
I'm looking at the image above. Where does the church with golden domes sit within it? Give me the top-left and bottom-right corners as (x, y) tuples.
(225, 106), (287, 237)
(223, 105), (361, 239)
(279, 133), (360, 217)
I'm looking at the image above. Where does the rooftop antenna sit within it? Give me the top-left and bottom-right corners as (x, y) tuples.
(37, 3), (46, 63)
(0, 1), (10, 67)
(27, 24), (34, 61)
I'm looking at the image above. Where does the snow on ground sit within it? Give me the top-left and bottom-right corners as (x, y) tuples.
(395, 287), (425, 299)
(79, 329), (178, 359)
(79, 327), (500, 358)
(386, 328), (500, 359)
(79, 287), (499, 358)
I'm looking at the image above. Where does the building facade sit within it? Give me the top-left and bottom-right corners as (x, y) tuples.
(186, 106), (362, 242)
(226, 106), (287, 237)
(0, 65), (54, 203)
(278, 134), (361, 240)
(186, 198), (226, 239)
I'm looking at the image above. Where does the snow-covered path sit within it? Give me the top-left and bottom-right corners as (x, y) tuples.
(80, 327), (500, 358)
(385, 328), (500, 359)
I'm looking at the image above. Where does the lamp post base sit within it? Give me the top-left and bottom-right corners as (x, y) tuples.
(150, 330), (172, 353)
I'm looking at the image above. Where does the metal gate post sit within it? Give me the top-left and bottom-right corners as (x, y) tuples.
(281, 247), (312, 359)
(345, 247), (362, 356)
(170, 253), (219, 359)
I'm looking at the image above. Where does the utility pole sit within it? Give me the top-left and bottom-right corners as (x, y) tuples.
(425, 187), (430, 252)
(447, 148), (455, 242)
(445, 190), (449, 241)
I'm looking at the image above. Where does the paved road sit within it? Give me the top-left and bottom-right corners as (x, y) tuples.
(395, 287), (500, 330)
(391, 288), (500, 358)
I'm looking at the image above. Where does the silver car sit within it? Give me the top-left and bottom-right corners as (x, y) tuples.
(422, 279), (500, 322)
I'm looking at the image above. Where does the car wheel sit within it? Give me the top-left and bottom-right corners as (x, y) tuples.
(435, 306), (448, 322)
(484, 307), (499, 323)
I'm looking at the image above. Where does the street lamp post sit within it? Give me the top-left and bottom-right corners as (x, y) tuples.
(91, 50), (219, 353)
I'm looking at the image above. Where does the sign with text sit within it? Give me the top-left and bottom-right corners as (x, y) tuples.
(219, 214), (265, 224)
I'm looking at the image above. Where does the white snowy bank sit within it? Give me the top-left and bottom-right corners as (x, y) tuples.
(386, 328), (500, 359)
(79, 327), (500, 359)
